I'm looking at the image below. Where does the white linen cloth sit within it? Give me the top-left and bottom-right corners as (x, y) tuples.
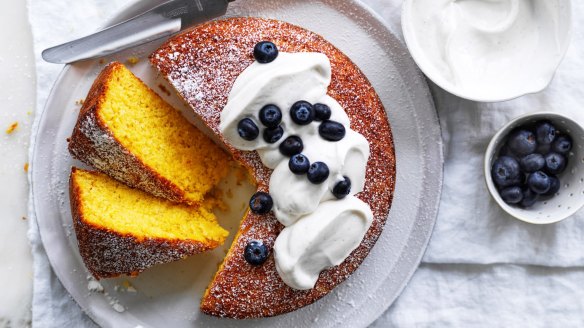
(27, 0), (584, 326)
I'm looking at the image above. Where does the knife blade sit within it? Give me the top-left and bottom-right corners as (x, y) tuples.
(42, 0), (232, 64)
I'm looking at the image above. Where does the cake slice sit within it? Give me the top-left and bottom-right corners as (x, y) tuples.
(68, 62), (230, 205)
(70, 167), (228, 279)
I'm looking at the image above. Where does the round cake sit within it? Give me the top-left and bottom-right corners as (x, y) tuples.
(150, 17), (396, 318)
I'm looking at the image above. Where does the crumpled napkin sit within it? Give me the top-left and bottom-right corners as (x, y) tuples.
(373, 263), (584, 327)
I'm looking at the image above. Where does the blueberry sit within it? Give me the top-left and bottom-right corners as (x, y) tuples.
(332, 176), (351, 199)
(491, 156), (521, 187)
(319, 120), (346, 141)
(506, 174), (526, 189)
(253, 41), (278, 64)
(507, 129), (537, 156)
(307, 162), (329, 184)
(536, 143), (551, 155)
(544, 152), (567, 175)
(244, 240), (269, 265)
(552, 135), (572, 155)
(499, 145), (518, 160)
(314, 103), (332, 121)
(279, 136), (303, 156)
(249, 192), (273, 214)
(519, 153), (545, 173)
(237, 118), (259, 141)
(542, 175), (561, 197)
(290, 101), (315, 125)
(289, 154), (310, 174)
(259, 104), (282, 128)
(520, 188), (538, 208)
(500, 186), (523, 204)
(263, 126), (284, 144)
(535, 121), (556, 145)
(527, 171), (551, 194)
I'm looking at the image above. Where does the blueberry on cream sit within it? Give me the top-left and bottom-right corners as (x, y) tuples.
(318, 120), (346, 141)
(263, 125), (284, 144)
(279, 136), (303, 157)
(237, 118), (259, 141)
(253, 41), (278, 63)
(220, 47), (372, 290)
(314, 103), (332, 121)
(332, 176), (352, 199)
(289, 154), (310, 175)
(307, 162), (329, 184)
(259, 104), (282, 128)
(290, 101), (315, 125)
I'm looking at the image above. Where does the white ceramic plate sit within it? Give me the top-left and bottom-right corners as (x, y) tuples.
(31, 0), (443, 327)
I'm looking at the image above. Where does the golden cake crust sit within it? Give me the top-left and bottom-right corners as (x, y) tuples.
(68, 63), (194, 204)
(69, 168), (221, 279)
(150, 17), (396, 318)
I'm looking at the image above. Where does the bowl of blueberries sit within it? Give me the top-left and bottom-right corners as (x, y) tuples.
(485, 112), (584, 224)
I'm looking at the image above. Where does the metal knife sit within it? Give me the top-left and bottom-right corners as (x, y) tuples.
(42, 0), (233, 64)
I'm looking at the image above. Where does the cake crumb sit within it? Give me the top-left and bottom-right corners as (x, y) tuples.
(75, 99), (85, 106)
(87, 279), (104, 293)
(158, 84), (172, 97)
(127, 56), (140, 66)
(24, 163), (29, 172)
(122, 280), (137, 293)
(98, 59), (105, 65)
(205, 188), (229, 212)
(111, 302), (125, 313)
(21, 216), (27, 221)
(6, 122), (18, 134)
(234, 166), (247, 186)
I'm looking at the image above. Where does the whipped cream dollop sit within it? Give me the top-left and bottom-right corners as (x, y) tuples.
(404, 0), (568, 100)
(274, 198), (372, 290)
(220, 52), (373, 290)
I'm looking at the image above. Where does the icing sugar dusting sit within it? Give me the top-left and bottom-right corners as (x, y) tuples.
(150, 17), (395, 318)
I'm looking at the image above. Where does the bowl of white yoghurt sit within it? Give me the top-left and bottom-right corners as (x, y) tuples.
(402, 0), (572, 102)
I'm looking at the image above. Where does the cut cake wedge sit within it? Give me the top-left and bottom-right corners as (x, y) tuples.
(70, 168), (228, 279)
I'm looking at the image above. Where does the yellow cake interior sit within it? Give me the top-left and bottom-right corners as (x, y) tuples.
(97, 63), (230, 204)
(72, 168), (228, 244)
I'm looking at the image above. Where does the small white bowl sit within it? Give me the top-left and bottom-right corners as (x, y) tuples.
(401, 0), (572, 102)
(484, 112), (584, 224)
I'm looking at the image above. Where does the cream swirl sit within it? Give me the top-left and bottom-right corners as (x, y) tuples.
(220, 52), (372, 290)
(273, 198), (373, 290)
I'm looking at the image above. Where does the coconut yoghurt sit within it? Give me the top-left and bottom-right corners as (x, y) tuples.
(403, 0), (569, 100)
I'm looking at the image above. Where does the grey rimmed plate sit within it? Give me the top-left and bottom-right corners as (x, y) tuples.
(30, 0), (443, 327)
